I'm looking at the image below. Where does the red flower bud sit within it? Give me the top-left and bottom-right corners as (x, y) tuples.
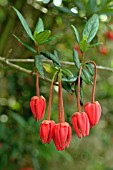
(105, 30), (113, 40)
(40, 120), (55, 144)
(84, 101), (101, 127)
(99, 45), (108, 55)
(30, 95), (46, 121)
(72, 112), (90, 138)
(53, 122), (72, 151)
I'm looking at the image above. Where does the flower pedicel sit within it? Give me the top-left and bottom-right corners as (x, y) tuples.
(84, 61), (101, 127)
(53, 71), (72, 150)
(72, 66), (90, 138)
(39, 72), (56, 144)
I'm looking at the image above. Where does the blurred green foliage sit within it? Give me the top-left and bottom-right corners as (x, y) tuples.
(1, 0), (113, 170)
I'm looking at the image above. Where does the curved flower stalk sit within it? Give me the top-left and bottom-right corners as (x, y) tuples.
(84, 61), (101, 127)
(72, 66), (90, 138)
(39, 72), (58, 144)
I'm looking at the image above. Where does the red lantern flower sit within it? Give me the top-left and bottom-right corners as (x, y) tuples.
(72, 112), (90, 138)
(40, 120), (55, 144)
(99, 45), (108, 55)
(30, 95), (46, 121)
(84, 101), (101, 127)
(105, 30), (113, 40)
(53, 122), (72, 151)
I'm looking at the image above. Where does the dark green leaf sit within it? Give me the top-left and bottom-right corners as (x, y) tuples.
(98, 0), (107, 9)
(88, 42), (102, 48)
(44, 33), (62, 43)
(100, 8), (113, 16)
(41, 51), (60, 67)
(62, 74), (78, 83)
(79, 35), (88, 52)
(35, 55), (44, 78)
(85, 63), (94, 76)
(71, 25), (80, 42)
(34, 30), (51, 45)
(62, 68), (73, 78)
(73, 49), (81, 69)
(82, 14), (99, 43)
(13, 34), (36, 53)
(43, 63), (58, 74)
(81, 68), (92, 84)
(88, 0), (98, 13)
(53, 50), (61, 67)
(34, 18), (44, 34)
(62, 81), (73, 94)
(12, 7), (34, 40)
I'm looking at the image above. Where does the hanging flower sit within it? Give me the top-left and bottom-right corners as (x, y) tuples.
(40, 71), (58, 144)
(30, 95), (46, 121)
(53, 122), (72, 150)
(84, 61), (101, 127)
(72, 66), (90, 138)
(53, 71), (72, 150)
(40, 120), (55, 144)
(84, 101), (101, 127)
(72, 112), (90, 138)
(30, 71), (46, 121)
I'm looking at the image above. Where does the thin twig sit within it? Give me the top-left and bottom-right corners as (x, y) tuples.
(0, 56), (113, 86)
(0, 56), (53, 84)
(0, 57), (113, 72)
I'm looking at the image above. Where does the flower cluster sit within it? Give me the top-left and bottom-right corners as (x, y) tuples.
(30, 62), (101, 151)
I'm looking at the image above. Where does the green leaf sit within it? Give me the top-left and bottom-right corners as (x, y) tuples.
(44, 33), (62, 43)
(62, 68), (73, 78)
(34, 18), (44, 34)
(43, 63), (58, 74)
(62, 81), (73, 94)
(41, 51), (60, 67)
(81, 68), (92, 84)
(53, 50), (61, 67)
(85, 63), (94, 76)
(13, 34), (37, 53)
(100, 8), (113, 16)
(12, 7), (34, 40)
(79, 35), (88, 52)
(71, 25), (80, 43)
(88, 42), (102, 48)
(62, 74), (78, 83)
(82, 14), (99, 43)
(88, 0), (98, 13)
(34, 30), (51, 45)
(35, 55), (44, 78)
(73, 49), (81, 69)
